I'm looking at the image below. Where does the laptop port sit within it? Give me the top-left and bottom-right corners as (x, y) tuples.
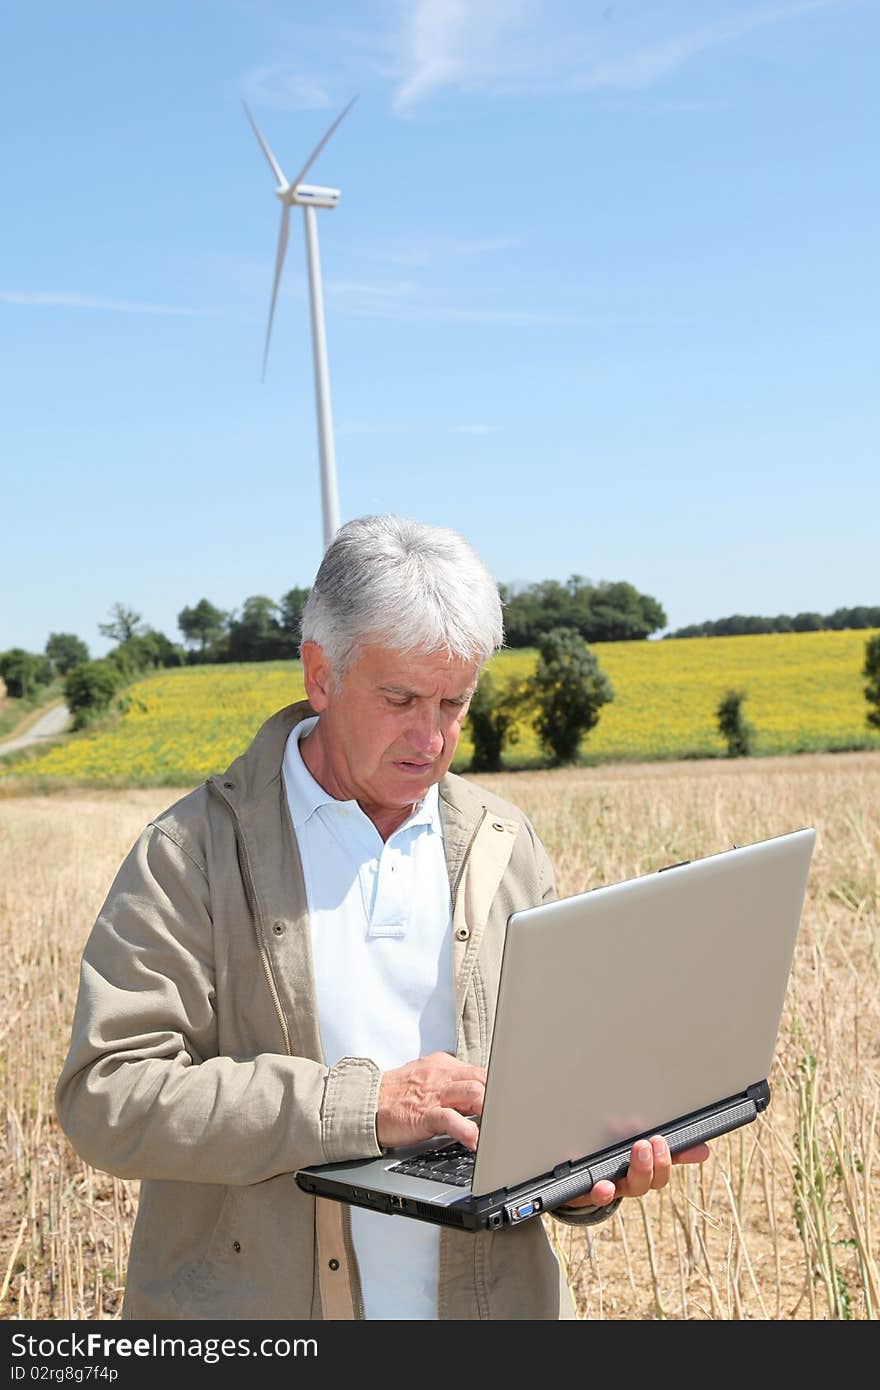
(503, 1195), (543, 1224)
(390, 1196), (406, 1210)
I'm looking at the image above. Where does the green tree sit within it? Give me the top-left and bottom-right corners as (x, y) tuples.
(791, 612), (824, 632)
(178, 599), (228, 658)
(501, 575), (666, 646)
(0, 648), (53, 699)
(227, 596), (283, 662)
(64, 660), (123, 730)
(586, 581), (666, 642)
(110, 629), (182, 678)
(501, 580), (574, 646)
(98, 603), (143, 644)
(864, 634), (880, 730)
(528, 627), (614, 766)
(467, 670), (524, 773)
(716, 689), (754, 757)
(45, 632), (90, 674)
(278, 587), (311, 651)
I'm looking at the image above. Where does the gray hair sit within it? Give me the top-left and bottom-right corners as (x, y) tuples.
(300, 515), (504, 674)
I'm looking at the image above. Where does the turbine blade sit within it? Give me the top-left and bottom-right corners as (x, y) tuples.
(289, 94), (358, 191)
(242, 100), (288, 187)
(262, 202), (290, 380)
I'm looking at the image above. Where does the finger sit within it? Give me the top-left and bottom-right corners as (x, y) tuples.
(569, 1178), (617, 1207)
(620, 1138), (654, 1198)
(671, 1142), (710, 1166)
(649, 1135), (672, 1190)
(434, 1054), (487, 1084)
(437, 1079), (486, 1115)
(428, 1107), (480, 1150)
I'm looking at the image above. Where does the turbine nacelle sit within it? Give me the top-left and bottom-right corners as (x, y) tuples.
(276, 183), (341, 210)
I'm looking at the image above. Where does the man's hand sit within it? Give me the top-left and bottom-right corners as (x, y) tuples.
(561, 1136), (711, 1210)
(376, 1051), (487, 1151)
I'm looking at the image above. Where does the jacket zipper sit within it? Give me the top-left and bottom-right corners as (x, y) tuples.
(207, 781), (292, 1056)
(450, 809), (485, 907)
(450, 809), (486, 1058)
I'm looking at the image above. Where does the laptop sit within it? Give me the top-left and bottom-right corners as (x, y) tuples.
(296, 826), (815, 1232)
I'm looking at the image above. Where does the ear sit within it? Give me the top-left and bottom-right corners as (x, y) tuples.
(300, 641), (333, 712)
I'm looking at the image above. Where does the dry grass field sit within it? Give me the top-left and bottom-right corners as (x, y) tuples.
(1, 751), (877, 1320)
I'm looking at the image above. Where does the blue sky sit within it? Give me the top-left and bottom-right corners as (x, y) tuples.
(2, 0), (877, 658)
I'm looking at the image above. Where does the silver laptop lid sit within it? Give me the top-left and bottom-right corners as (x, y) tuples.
(471, 827), (815, 1196)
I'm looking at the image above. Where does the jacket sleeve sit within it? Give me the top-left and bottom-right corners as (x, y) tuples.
(54, 822), (382, 1186)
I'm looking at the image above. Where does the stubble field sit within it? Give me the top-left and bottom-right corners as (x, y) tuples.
(1, 750), (877, 1320)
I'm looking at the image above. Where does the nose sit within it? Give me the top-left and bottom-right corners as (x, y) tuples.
(406, 705), (445, 759)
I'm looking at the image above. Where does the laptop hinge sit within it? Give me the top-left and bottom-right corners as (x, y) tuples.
(747, 1080), (771, 1112)
(553, 1161), (572, 1180)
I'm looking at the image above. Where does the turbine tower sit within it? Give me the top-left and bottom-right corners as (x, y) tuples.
(243, 96), (357, 551)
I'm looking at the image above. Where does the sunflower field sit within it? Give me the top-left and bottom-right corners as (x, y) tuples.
(3, 629), (879, 788)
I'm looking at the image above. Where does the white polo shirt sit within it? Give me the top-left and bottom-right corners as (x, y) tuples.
(282, 716), (456, 1319)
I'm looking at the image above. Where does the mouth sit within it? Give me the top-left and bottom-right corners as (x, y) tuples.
(393, 759), (434, 774)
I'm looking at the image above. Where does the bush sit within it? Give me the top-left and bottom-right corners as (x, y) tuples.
(0, 648), (54, 700)
(716, 689), (754, 757)
(64, 660), (124, 730)
(467, 671), (524, 773)
(528, 627), (614, 766)
(864, 634), (880, 730)
(109, 629), (183, 678)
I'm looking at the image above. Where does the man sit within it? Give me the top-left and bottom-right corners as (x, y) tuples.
(56, 515), (708, 1320)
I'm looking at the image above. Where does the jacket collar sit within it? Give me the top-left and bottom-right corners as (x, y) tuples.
(209, 700), (315, 807)
(208, 698), (491, 865)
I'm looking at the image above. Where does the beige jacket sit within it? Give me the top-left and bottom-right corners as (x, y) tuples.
(56, 701), (613, 1321)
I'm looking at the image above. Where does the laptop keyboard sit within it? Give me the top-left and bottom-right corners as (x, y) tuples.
(388, 1141), (475, 1188)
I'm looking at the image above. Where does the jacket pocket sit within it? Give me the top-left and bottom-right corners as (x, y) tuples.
(170, 1187), (241, 1315)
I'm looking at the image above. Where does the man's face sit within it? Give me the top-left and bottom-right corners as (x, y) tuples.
(300, 640), (480, 830)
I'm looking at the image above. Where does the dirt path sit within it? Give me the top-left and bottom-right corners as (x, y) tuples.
(0, 701), (71, 755)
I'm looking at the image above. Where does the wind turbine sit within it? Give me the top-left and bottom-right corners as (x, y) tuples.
(243, 96), (357, 551)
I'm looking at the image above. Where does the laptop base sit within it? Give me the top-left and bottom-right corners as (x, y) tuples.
(296, 1081), (770, 1232)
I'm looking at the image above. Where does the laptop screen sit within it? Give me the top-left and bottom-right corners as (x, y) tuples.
(471, 829), (814, 1196)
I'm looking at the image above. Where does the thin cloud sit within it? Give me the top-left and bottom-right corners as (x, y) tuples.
(0, 291), (212, 318)
(240, 65), (332, 111)
(338, 420), (497, 436)
(324, 278), (420, 310)
(576, 0), (844, 91)
(327, 288), (692, 329)
(392, 0), (537, 113)
(381, 234), (520, 268)
(389, 0), (849, 110)
(337, 421), (415, 436)
(293, 271), (690, 329)
(597, 98), (731, 114)
(425, 307), (693, 329)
